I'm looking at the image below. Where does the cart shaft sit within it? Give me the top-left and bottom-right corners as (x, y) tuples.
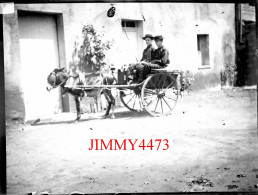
(64, 83), (142, 89)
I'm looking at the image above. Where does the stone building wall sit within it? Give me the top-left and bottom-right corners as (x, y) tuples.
(3, 3), (235, 120)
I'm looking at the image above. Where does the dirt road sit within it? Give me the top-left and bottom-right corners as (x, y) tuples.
(6, 88), (258, 194)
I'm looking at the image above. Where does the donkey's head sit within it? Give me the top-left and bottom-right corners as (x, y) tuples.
(46, 67), (69, 91)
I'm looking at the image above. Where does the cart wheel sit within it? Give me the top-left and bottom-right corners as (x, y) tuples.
(141, 73), (179, 116)
(119, 87), (143, 112)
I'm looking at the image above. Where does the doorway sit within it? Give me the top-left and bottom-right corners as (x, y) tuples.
(18, 11), (63, 120)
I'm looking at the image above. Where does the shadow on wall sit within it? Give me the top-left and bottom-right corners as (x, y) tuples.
(5, 86), (25, 121)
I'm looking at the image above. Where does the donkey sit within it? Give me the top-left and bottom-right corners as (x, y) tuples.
(46, 67), (117, 122)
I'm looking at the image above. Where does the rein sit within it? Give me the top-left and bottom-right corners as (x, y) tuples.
(48, 71), (70, 89)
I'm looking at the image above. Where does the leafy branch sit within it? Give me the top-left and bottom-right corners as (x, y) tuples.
(70, 24), (114, 73)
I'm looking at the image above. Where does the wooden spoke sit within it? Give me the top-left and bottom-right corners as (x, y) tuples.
(126, 93), (136, 105)
(146, 96), (157, 107)
(141, 73), (179, 116)
(132, 95), (138, 109)
(143, 94), (154, 100)
(164, 96), (177, 102)
(156, 74), (163, 91)
(160, 98), (164, 113)
(138, 95), (142, 110)
(120, 89), (142, 112)
(162, 97), (172, 110)
(161, 75), (168, 90)
(154, 98), (160, 113)
(149, 76), (155, 88)
(165, 80), (175, 90)
(144, 88), (157, 94)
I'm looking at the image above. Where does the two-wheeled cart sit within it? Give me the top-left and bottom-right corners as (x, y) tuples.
(67, 69), (180, 117)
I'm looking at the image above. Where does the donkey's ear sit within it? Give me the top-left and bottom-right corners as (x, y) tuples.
(59, 67), (65, 72)
(54, 67), (65, 73)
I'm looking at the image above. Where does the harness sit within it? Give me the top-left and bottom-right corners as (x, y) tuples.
(48, 71), (70, 89)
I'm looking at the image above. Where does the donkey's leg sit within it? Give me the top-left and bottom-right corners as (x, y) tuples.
(101, 93), (106, 111)
(74, 96), (81, 122)
(94, 96), (98, 113)
(110, 94), (116, 119)
(100, 95), (103, 111)
(90, 99), (94, 113)
(103, 90), (112, 117)
(97, 95), (101, 113)
(107, 90), (115, 119)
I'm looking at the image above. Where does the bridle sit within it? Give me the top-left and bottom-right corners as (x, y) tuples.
(47, 71), (70, 89)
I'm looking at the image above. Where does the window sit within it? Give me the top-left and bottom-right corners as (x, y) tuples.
(197, 34), (210, 66)
(121, 20), (137, 28)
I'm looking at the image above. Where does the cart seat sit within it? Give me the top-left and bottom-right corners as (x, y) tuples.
(150, 67), (180, 74)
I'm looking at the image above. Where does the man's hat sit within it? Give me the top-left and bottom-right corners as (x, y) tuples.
(142, 34), (154, 40)
(154, 35), (164, 40)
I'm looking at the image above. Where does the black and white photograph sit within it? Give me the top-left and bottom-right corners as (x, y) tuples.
(1, 1), (258, 194)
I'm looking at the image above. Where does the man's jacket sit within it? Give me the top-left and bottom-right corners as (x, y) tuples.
(151, 46), (170, 67)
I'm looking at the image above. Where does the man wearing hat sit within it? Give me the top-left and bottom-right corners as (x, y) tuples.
(142, 35), (170, 76)
(139, 34), (156, 62)
(127, 34), (156, 83)
(152, 35), (170, 66)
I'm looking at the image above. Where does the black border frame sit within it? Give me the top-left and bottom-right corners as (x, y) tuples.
(0, 0), (257, 3)
(0, 12), (6, 194)
(0, 0), (257, 194)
